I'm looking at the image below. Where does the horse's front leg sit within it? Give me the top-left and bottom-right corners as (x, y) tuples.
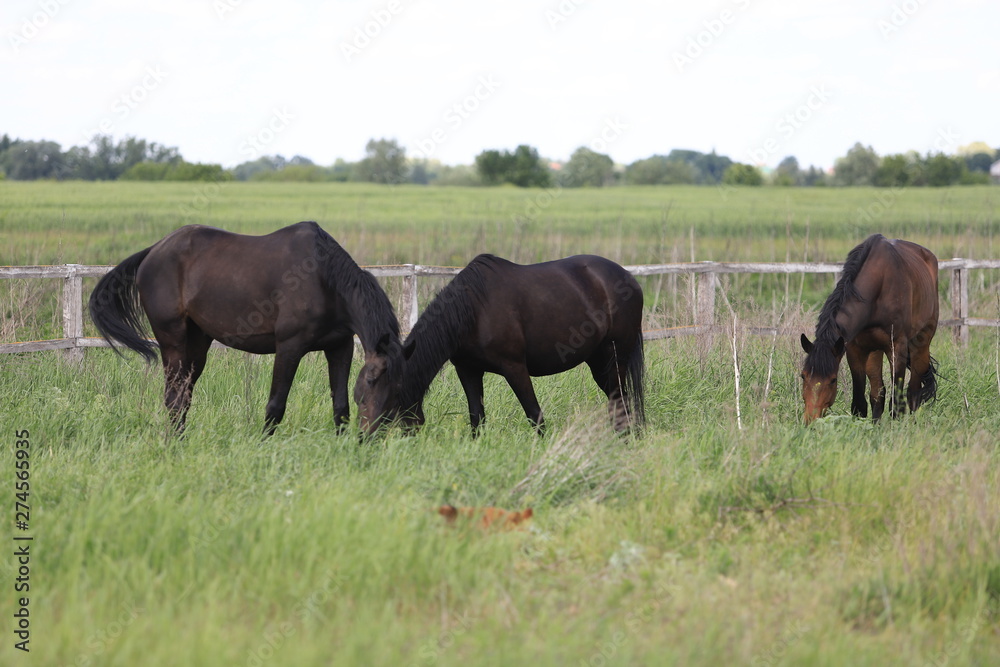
(454, 363), (486, 436)
(264, 343), (306, 436)
(325, 342), (354, 434)
(500, 363), (545, 434)
(845, 344), (868, 418)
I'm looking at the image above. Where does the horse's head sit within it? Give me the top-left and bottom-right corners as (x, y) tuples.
(799, 333), (845, 424)
(354, 334), (422, 436)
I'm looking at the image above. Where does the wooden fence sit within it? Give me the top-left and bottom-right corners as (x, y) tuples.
(2, 259), (999, 359)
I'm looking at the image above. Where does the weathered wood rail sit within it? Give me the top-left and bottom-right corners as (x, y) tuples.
(2, 259), (998, 358)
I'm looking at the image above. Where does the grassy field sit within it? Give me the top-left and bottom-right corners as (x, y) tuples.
(1, 182), (999, 665)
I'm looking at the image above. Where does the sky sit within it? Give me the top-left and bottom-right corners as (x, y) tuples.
(2, 0), (997, 171)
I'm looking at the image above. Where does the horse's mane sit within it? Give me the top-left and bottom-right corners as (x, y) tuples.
(400, 254), (498, 405)
(805, 233), (884, 376)
(311, 222), (400, 350)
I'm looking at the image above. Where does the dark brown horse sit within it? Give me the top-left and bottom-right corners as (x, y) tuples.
(88, 221), (401, 434)
(800, 234), (939, 423)
(354, 254), (645, 436)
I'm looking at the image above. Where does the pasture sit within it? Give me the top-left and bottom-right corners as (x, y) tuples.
(1, 182), (999, 665)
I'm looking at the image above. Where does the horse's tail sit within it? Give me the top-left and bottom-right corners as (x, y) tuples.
(88, 246), (158, 363)
(620, 332), (646, 429)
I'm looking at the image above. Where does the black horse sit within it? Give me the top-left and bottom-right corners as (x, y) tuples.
(354, 253), (645, 435)
(800, 234), (939, 423)
(89, 221), (401, 433)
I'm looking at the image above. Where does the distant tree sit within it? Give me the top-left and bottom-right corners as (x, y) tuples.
(507, 145), (551, 187)
(474, 145), (551, 187)
(250, 164), (325, 182)
(474, 149), (508, 185)
(773, 156), (801, 186)
(833, 143), (879, 186)
(0, 140), (67, 179)
(122, 161), (233, 182)
(873, 154), (914, 187)
(922, 153), (963, 187)
(66, 135), (179, 180)
(802, 166), (827, 186)
(232, 155), (286, 181)
(722, 163), (763, 186)
(625, 155), (696, 185)
(560, 146), (614, 187)
(693, 150), (733, 184)
(433, 164), (481, 186)
(963, 152), (994, 174)
(354, 138), (407, 185)
(329, 158), (353, 182)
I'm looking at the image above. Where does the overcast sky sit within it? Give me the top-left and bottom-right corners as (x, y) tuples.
(3, 0), (997, 170)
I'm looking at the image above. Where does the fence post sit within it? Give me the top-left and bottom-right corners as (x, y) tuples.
(951, 263), (969, 347)
(62, 264), (84, 361)
(695, 265), (717, 333)
(400, 265), (419, 333)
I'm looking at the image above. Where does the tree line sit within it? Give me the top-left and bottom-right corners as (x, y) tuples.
(1, 134), (996, 188)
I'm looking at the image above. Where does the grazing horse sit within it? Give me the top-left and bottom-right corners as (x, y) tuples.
(89, 221), (401, 434)
(354, 253), (645, 436)
(800, 234), (939, 423)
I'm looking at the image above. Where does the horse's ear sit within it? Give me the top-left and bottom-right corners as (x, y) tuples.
(834, 336), (846, 357)
(402, 338), (417, 360)
(375, 333), (391, 355)
(800, 333), (813, 353)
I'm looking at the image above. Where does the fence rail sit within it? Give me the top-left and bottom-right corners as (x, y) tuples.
(3, 259), (999, 357)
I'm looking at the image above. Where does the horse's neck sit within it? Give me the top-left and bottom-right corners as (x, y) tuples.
(402, 327), (459, 404)
(832, 299), (871, 342)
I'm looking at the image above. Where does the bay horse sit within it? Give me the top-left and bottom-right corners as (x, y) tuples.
(88, 221), (401, 434)
(800, 234), (939, 424)
(354, 254), (645, 436)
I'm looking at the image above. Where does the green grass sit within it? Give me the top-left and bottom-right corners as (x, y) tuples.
(1, 182), (999, 665)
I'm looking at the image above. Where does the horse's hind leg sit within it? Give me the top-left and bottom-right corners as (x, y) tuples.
(324, 342), (353, 433)
(586, 345), (630, 431)
(907, 343), (934, 413)
(866, 350), (887, 422)
(264, 342), (307, 436)
(454, 363), (486, 435)
(888, 342), (909, 419)
(159, 322), (212, 433)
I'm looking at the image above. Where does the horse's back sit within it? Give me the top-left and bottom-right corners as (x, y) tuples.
(869, 238), (939, 336)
